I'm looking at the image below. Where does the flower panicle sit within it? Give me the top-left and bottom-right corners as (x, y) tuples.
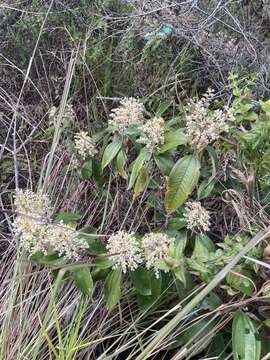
(141, 232), (174, 278)
(109, 97), (145, 135)
(185, 89), (234, 151)
(13, 189), (87, 259)
(106, 230), (143, 273)
(137, 116), (165, 150)
(184, 201), (210, 233)
(74, 131), (97, 160)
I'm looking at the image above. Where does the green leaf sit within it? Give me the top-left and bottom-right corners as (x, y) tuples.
(159, 129), (187, 153)
(197, 179), (216, 200)
(175, 270), (193, 298)
(128, 148), (148, 190)
(199, 292), (222, 311)
(136, 273), (162, 310)
(86, 239), (107, 255)
(104, 269), (122, 310)
(78, 227), (103, 256)
(232, 311), (261, 360)
(74, 267), (94, 298)
(168, 217), (186, 230)
(193, 234), (215, 258)
(154, 153), (174, 176)
(165, 155), (201, 213)
(92, 268), (110, 282)
(236, 103), (254, 114)
(101, 139), (122, 170)
(80, 160), (92, 180)
(226, 267), (255, 296)
(173, 267), (187, 286)
(167, 116), (181, 127)
(156, 100), (172, 116)
(116, 150), (127, 178)
(133, 165), (149, 199)
(92, 159), (102, 183)
(93, 257), (113, 269)
(173, 230), (187, 258)
(131, 267), (152, 296)
(31, 252), (66, 266)
(169, 319), (216, 354)
(260, 99), (270, 115)
(53, 212), (81, 225)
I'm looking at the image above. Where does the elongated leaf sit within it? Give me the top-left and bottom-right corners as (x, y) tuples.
(260, 99), (270, 115)
(74, 267), (94, 298)
(156, 100), (172, 116)
(80, 160), (92, 180)
(226, 267), (254, 296)
(92, 159), (102, 183)
(31, 252), (66, 266)
(133, 165), (149, 199)
(131, 267), (152, 296)
(92, 268), (110, 282)
(93, 257), (113, 269)
(154, 153), (174, 176)
(168, 217), (186, 230)
(159, 130), (187, 153)
(173, 230), (187, 259)
(101, 140), (122, 170)
(128, 148), (148, 190)
(197, 179), (216, 200)
(53, 212), (81, 224)
(137, 273), (162, 310)
(232, 311), (261, 360)
(165, 155), (200, 213)
(193, 234), (215, 258)
(116, 150), (127, 178)
(104, 269), (122, 310)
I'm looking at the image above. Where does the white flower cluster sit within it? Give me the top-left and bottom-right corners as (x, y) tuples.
(137, 117), (165, 150)
(184, 201), (210, 232)
(49, 104), (75, 126)
(106, 231), (174, 278)
(185, 89), (234, 151)
(141, 232), (174, 278)
(74, 131), (97, 160)
(13, 189), (87, 259)
(109, 97), (145, 135)
(46, 221), (88, 259)
(106, 231), (143, 273)
(14, 189), (51, 219)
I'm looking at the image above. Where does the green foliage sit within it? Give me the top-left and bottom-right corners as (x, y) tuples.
(232, 311), (261, 360)
(74, 268), (94, 299)
(104, 269), (122, 310)
(165, 155), (201, 212)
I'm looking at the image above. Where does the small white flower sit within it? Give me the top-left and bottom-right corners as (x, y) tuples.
(14, 189), (51, 218)
(137, 117), (165, 150)
(106, 231), (143, 273)
(13, 216), (49, 255)
(13, 189), (51, 254)
(49, 104), (75, 126)
(13, 189), (88, 259)
(46, 221), (88, 260)
(74, 131), (97, 160)
(185, 89), (234, 151)
(109, 97), (145, 135)
(184, 201), (210, 232)
(141, 232), (174, 278)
